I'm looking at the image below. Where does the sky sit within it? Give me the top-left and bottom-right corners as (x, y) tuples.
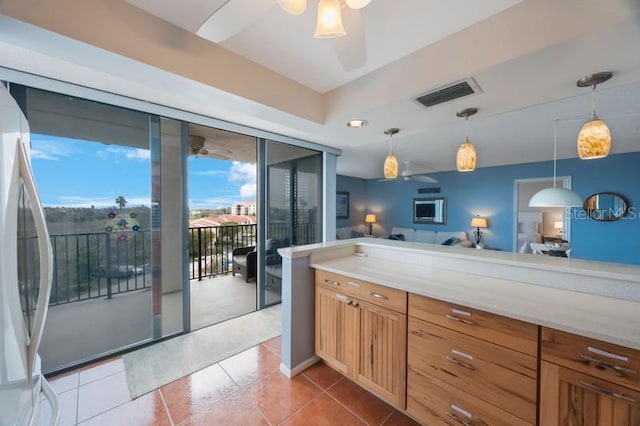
(30, 134), (256, 209)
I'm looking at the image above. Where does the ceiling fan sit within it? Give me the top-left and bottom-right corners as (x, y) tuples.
(197, 0), (371, 70)
(379, 161), (438, 183)
(189, 135), (232, 159)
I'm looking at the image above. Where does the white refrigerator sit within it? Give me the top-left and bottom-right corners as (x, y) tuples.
(0, 84), (59, 425)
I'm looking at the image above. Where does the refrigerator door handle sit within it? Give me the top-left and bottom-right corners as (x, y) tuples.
(17, 140), (54, 381)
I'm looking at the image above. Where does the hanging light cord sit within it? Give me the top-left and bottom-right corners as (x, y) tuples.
(591, 84), (597, 119)
(553, 119), (558, 188)
(388, 133), (393, 155)
(464, 116), (469, 141)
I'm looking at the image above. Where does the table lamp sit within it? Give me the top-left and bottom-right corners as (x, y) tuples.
(470, 215), (488, 247)
(365, 214), (376, 235)
(554, 221), (563, 236)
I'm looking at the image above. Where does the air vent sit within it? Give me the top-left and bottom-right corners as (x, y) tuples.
(414, 78), (482, 108)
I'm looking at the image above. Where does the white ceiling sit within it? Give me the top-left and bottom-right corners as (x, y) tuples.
(1, 0), (640, 179)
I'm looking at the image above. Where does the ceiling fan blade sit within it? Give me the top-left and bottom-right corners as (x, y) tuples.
(331, 7), (367, 71)
(377, 178), (398, 182)
(412, 175), (439, 183)
(197, 0), (276, 43)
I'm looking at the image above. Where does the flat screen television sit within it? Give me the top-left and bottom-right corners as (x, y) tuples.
(413, 197), (446, 224)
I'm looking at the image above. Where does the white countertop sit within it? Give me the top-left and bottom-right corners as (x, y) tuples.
(310, 252), (640, 351)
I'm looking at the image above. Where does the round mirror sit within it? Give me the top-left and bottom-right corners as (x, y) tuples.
(583, 192), (629, 221)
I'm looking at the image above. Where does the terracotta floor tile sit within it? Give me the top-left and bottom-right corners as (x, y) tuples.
(181, 392), (269, 426)
(219, 344), (281, 388)
(48, 372), (79, 394)
(78, 358), (124, 385)
(160, 363), (238, 424)
(382, 410), (422, 426)
(244, 371), (322, 424)
(302, 361), (344, 390)
(40, 387), (78, 426)
(77, 371), (130, 422)
(262, 335), (282, 358)
(281, 393), (365, 426)
(328, 378), (394, 425)
(78, 390), (170, 426)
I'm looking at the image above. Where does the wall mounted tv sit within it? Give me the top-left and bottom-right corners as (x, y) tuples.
(413, 197), (446, 224)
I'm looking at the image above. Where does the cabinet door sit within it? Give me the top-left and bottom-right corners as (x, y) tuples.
(541, 361), (640, 425)
(356, 300), (407, 409)
(315, 284), (356, 375)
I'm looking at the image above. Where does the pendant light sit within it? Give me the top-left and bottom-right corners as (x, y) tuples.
(529, 120), (582, 207)
(383, 128), (399, 179)
(314, 0), (346, 38)
(277, 0), (307, 15)
(345, 0), (371, 8)
(576, 72), (612, 160)
(456, 108), (478, 172)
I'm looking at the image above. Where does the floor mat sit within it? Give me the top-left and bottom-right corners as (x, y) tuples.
(123, 305), (281, 399)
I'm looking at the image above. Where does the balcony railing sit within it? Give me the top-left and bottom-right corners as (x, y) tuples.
(19, 222), (318, 307)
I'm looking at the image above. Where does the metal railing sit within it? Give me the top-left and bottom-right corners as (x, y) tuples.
(20, 222), (319, 306)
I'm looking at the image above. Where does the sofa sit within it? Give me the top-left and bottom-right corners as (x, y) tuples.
(389, 227), (472, 247)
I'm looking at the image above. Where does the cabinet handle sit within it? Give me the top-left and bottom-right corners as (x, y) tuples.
(324, 279), (340, 286)
(445, 412), (472, 426)
(446, 314), (476, 326)
(581, 355), (637, 375)
(446, 356), (476, 371)
(581, 382), (637, 403)
(368, 291), (388, 300)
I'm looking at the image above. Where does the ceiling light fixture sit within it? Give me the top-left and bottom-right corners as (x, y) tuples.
(345, 0), (371, 9)
(529, 120), (582, 208)
(576, 72), (613, 160)
(347, 119), (368, 128)
(456, 108), (478, 172)
(276, 0), (307, 15)
(383, 128), (399, 179)
(314, 0), (346, 38)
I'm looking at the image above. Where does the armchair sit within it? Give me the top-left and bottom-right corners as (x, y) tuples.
(232, 246), (256, 282)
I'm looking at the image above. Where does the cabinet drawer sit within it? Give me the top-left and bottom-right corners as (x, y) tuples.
(542, 327), (640, 392)
(408, 317), (537, 424)
(408, 293), (537, 355)
(407, 367), (532, 426)
(315, 269), (407, 313)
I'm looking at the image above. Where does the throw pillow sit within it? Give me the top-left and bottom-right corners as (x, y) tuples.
(389, 233), (405, 241)
(351, 230), (365, 238)
(441, 237), (460, 246)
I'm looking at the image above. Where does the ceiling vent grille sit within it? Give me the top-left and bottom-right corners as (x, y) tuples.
(414, 78), (482, 108)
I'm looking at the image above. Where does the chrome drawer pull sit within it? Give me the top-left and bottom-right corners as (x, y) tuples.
(445, 412), (472, 426)
(324, 279), (340, 286)
(581, 382), (637, 402)
(368, 291), (388, 300)
(446, 356), (476, 371)
(347, 281), (360, 287)
(581, 355), (637, 375)
(446, 314), (476, 325)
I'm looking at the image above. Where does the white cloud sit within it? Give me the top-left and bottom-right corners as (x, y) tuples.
(30, 140), (74, 161)
(229, 162), (256, 199)
(54, 195), (150, 208)
(189, 196), (242, 209)
(97, 147), (150, 161)
(191, 170), (228, 177)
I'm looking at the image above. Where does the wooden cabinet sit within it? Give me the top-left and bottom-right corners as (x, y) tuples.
(314, 270), (407, 408)
(541, 327), (640, 425)
(540, 361), (640, 425)
(407, 294), (538, 425)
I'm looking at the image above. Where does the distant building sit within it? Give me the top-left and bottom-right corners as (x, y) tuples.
(189, 215), (256, 227)
(232, 201), (256, 216)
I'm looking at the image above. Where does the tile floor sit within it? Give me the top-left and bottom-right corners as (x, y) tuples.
(44, 336), (420, 425)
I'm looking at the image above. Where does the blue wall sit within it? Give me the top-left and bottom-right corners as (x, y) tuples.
(363, 152), (640, 265)
(337, 175), (368, 230)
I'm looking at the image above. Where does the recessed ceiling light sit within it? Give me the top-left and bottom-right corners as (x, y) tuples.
(347, 119), (368, 128)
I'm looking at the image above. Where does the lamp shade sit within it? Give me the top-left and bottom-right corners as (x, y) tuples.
(345, 0), (371, 9)
(529, 187), (582, 208)
(470, 216), (487, 228)
(577, 117), (611, 159)
(383, 154), (398, 179)
(277, 0), (307, 15)
(554, 221), (563, 230)
(314, 0), (346, 38)
(456, 139), (476, 172)
(365, 214), (376, 223)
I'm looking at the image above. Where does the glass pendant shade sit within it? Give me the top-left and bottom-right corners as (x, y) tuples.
(577, 115), (611, 160)
(529, 187), (583, 207)
(277, 0), (307, 15)
(345, 0), (371, 9)
(384, 154), (398, 179)
(456, 138), (476, 172)
(314, 0), (346, 38)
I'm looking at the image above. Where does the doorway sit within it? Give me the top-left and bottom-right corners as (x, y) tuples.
(513, 177), (572, 254)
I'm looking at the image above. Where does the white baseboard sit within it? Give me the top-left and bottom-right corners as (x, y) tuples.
(280, 356), (319, 378)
